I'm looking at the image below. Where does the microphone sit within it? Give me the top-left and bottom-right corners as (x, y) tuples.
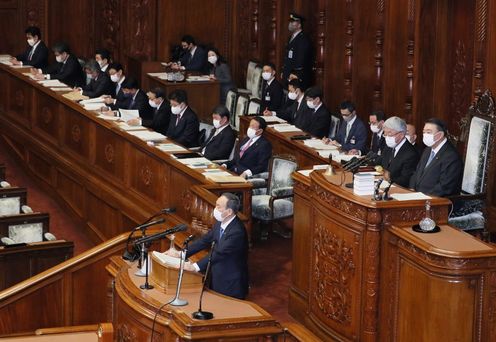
(183, 234), (195, 247)
(132, 218), (165, 232)
(382, 182), (393, 201)
(344, 151), (377, 171)
(373, 178), (383, 201)
(342, 156), (359, 169)
(133, 224), (187, 245)
(192, 240), (216, 320)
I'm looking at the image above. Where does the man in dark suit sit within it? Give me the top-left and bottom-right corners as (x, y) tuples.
(171, 35), (207, 73)
(375, 117), (419, 188)
(330, 101), (368, 154)
(201, 105), (236, 161)
(260, 63), (284, 112)
(79, 59), (113, 98)
(33, 42), (84, 88)
(95, 48), (112, 74)
(263, 79), (307, 125)
(224, 117), (272, 178)
(140, 87), (170, 136)
(166, 89), (200, 147)
(118, 77), (153, 122)
(369, 110), (386, 156)
(282, 13), (313, 89)
(409, 118), (463, 197)
(302, 86), (331, 139)
(103, 62), (127, 110)
(407, 123), (424, 155)
(11, 26), (49, 69)
(173, 193), (249, 300)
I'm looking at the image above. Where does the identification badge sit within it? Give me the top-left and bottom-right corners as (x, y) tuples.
(288, 50), (293, 59)
(265, 95), (271, 101)
(350, 137), (356, 145)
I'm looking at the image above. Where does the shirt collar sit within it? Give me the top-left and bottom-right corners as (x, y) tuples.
(394, 137), (407, 156)
(432, 137), (447, 154)
(190, 46), (197, 56)
(267, 78), (274, 86)
(101, 64), (109, 72)
(220, 215), (236, 229)
(347, 114), (357, 126)
(313, 102), (322, 112)
(291, 30), (302, 40)
(132, 89), (139, 101)
(215, 124), (229, 135)
(118, 76), (126, 85)
(31, 40), (41, 50)
(178, 105), (188, 117)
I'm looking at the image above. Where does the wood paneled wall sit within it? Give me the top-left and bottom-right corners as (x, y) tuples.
(2, 0), (496, 227)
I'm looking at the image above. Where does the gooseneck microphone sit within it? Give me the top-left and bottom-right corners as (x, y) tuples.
(192, 240), (216, 320)
(133, 224), (187, 245)
(132, 218), (166, 231)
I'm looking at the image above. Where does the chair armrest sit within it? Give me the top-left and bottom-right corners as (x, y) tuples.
(271, 187), (293, 197)
(211, 159), (229, 164)
(189, 146), (202, 151)
(247, 178), (267, 189)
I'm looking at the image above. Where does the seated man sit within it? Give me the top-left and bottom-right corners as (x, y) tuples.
(224, 117), (272, 178)
(79, 59), (113, 98)
(263, 79), (307, 126)
(171, 35), (207, 72)
(369, 110), (386, 155)
(102, 62), (127, 110)
(95, 48), (111, 73)
(260, 62), (284, 112)
(33, 42), (84, 87)
(375, 117), (419, 188)
(115, 77), (153, 122)
(168, 193), (249, 300)
(139, 87), (170, 136)
(201, 105), (236, 161)
(406, 123), (424, 155)
(409, 118), (463, 197)
(330, 101), (367, 154)
(10, 26), (49, 69)
(302, 86), (331, 138)
(166, 89), (199, 147)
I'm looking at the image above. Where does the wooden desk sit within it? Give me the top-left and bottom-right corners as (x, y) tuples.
(0, 64), (250, 244)
(0, 164), (5, 181)
(239, 116), (328, 167)
(0, 323), (113, 342)
(106, 256), (283, 341)
(290, 169), (451, 341)
(148, 75), (220, 123)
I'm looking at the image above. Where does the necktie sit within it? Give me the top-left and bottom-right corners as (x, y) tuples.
(116, 83), (121, 96)
(345, 123), (351, 141)
(219, 227), (225, 240)
(129, 97), (135, 109)
(425, 150), (435, 168)
(28, 47), (34, 61)
(175, 114), (181, 126)
(239, 139), (253, 158)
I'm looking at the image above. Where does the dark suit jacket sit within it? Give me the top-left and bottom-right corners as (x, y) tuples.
(166, 107), (199, 147)
(124, 89), (153, 121)
(82, 72), (114, 98)
(303, 104), (331, 139)
(276, 98), (306, 124)
(292, 100), (310, 130)
(409, 140), (464, 197)
(335, 116), (368, 153)
(370, 132), (386, 155)
(142, 101), (171, 136)
(179, 46), (207, 72)
(42, 54), (84, 88)
(16, 41), (49, 69)
(186, 216), (249, 299)
(261, 79), (284, 111)
(377, 140), (419, 188)
(282, 31), (313, 88)
(108, 80), (128, 110)
(202, 125), (236, 161)
(226, 135), (272, 175)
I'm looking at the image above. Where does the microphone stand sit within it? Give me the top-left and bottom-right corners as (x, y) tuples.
(382, 182), (393, 200)
(139, 240), (154, 290)
(192, 241), (216, 320)
(170, 240), (191, 306)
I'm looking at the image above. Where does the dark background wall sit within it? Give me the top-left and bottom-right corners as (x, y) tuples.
(2, 0), (496, 227)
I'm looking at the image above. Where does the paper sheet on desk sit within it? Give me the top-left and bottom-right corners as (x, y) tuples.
(390, 192), (431, 201)
(62, 92), (88, 101)
(119, 109), (140, 122)
(117, 123), (146, 131)
(83, 103), (105, 111)
(0, 60), (13, 66)
(205, 175), (247, 183)
(316, 150), (341, 158)
(177, 157), (212, 165)
(147, 72), (167, 77)
(304, 139), (338, 150)
(332, 154), (355, 162)
(50, 87), (73, 92)
(155, 143), (187, 152)
(258, 116), (287, 123)
(11, 64), (31, 68)
(80, 97), (106, 104)
(273, 124), (302, 132)
(202, 170), (232, 177)
(127, 130), (167, 142)
(298, 169), (313, 177)
(23, 72), (38, 80)
(187, 75), (210, 82)
(38, 79), (68, 87)
(97, 114), (120, 121)
(152, 251), (180, 268)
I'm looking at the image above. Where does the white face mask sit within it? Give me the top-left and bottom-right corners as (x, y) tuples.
(213, 208), (225, 222)
(423, 133), (437, 147)
(171, 105), (182, 115)
(110, 74), (120, 82)
(370, 124), (380, 133)
(306, 100), (316, 109)
(288, 91), (298, 101)
(385, 135), (398, 148)
(213, 119), (222, 129)
(27, 39), (35, 47)
(148, 99), (159, 108)
(97, 60), (105, 68)
(208, 55), (218, 65)
(247, 127), (257, 139)
(55, 55), (64, 63)
(262, 72), (272, 81)
(86, 73), (94, 81)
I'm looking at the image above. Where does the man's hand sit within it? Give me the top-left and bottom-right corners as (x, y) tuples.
(127, 118), (141, 126)
(103, 97), (115, 105)
(10, 57), (20, 66)
(164, 249), (181, 258)
(347, 149), (360, 155)
(101, 109), (115, 117)
(322, 137), (330, 144)
(240, 171), (249, 179)
(33, 73), (44, 80)
(183, 261), (197, 272)
(262, 109), (272, 116)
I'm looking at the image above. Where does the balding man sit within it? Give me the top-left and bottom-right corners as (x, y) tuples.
(375, 116), (419, 188)
(409, 118), (463, 197)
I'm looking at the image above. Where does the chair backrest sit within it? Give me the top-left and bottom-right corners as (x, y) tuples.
(251, 66), (263, 99)
(246, 61), (258, 91)
(460, 89), (495, 195)
(247, 98), (261, 116)
(234, 95), (249, 129)
(328, 115), (342, 140)
(267, 155), (298, 194)
(198, 123), (214, 146)
(225, 90), (238, 117)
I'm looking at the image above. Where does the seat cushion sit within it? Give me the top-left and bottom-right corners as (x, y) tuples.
(252, 195), (294, 221)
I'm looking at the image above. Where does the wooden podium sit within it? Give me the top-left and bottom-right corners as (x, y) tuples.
(149, 252), (202, 293)
(290, 169), (496, 341)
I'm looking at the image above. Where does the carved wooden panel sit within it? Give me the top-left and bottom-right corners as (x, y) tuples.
(55, 169), (85, 217)
(128, 147), (167, 205)
(0, 6), (22, 57)
(98, 0), (120, 61)
(121, 0), (156, 60)
(168, 167), (201, 220)
(33, 91), (60, 144)
(86, 191), (121, 239)
(62, 109), (91, 160)
(7, 76), (32, 127)
(27, 150), (53, 186)
(94, 125), (126, 182)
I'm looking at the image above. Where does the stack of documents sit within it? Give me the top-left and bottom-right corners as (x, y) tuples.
(177, 157), (212, 168)
(353, 172), (375, 196)
(62, 92), (88, 101)
(127, 130), (166, 142)
(331, 154), (356, 163)
(118, 123), (146, 131)
(155, 143), (187, 152)
(152, 251), (180, 268)
(272, 124), (302, 132)
(186, 75), (211, 82)
(119, 109), (140, 122)
(147, 72), (167, 78)
(261, 116), (287, 123)
(304, 139), (338, 150)
(38, 79), (68, 87)
(316, 150), (341, 158)
(80, 98), (106, 111)
(391, 193), (431, 201)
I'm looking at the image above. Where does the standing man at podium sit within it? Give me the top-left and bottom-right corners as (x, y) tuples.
(168, 193), (249, 299)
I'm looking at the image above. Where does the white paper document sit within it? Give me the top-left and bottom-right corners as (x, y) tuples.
(304, 139), (338, 150)
(331, 154), (355, 162)
(316, 150), (341, 158)
(127, 130), (167, 142)
(83, 103), (105, 111)
(97, 114), (120, 121)
(297, 169), (313, 177)
(119, 109), (140, 122)
(80, 97), (105, 104)
(390, 192), (431, 201)
(273, 124), (302, 132)
(258, 116), (287, 123)
(147, 72), (168, 77)
(187, 75), (210, 82)
(118, 123), (146, 131)
(155, 143), (187, 152)
(152, 251), (181, 268)
(50, 87), (73, 92)
(202, 170), (232, 177)
(38, 79), (68, 87)
(177, 157), (212, 165)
